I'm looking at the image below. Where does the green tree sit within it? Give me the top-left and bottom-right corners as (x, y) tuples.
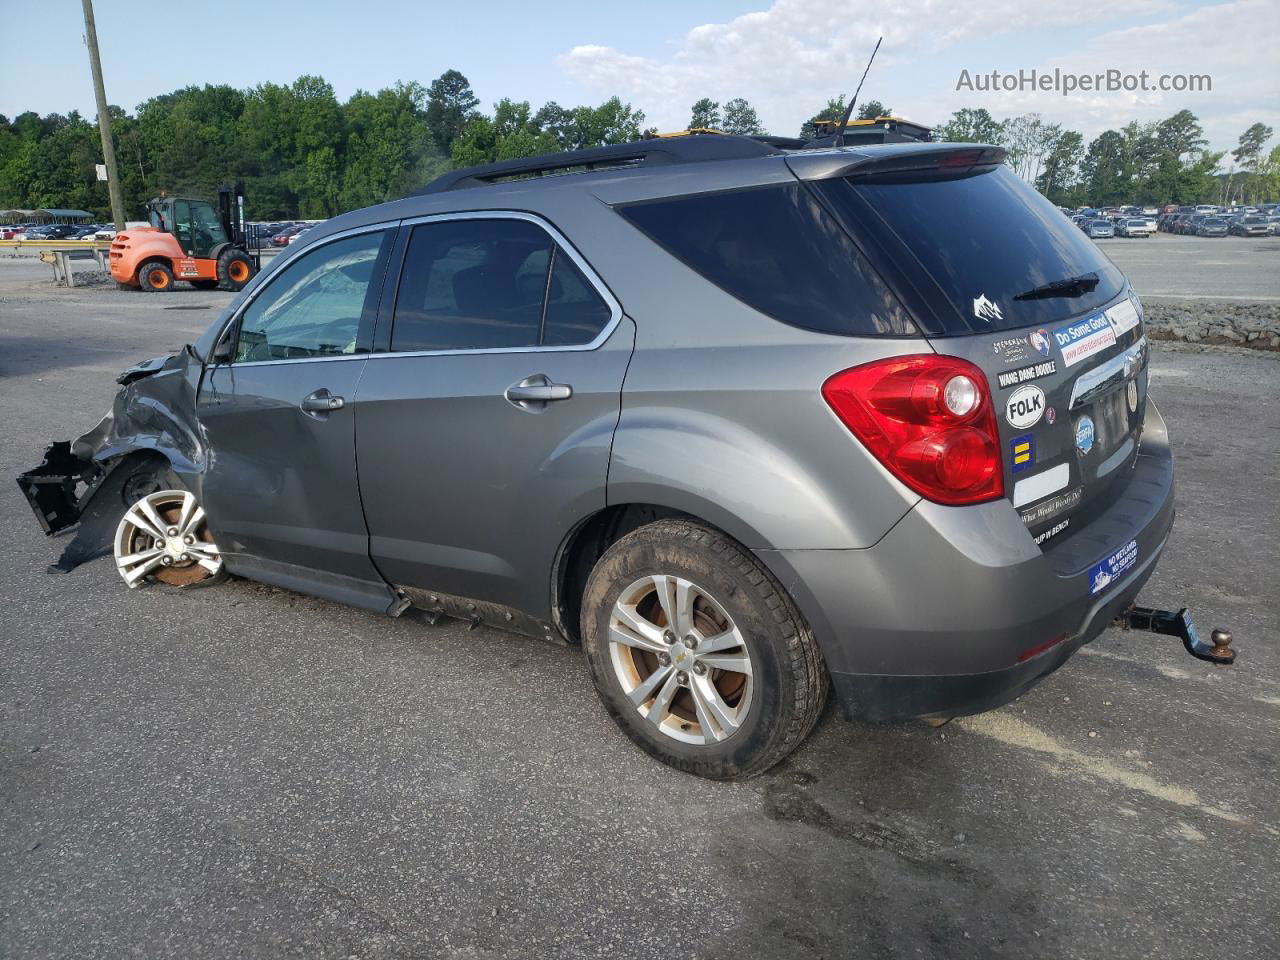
(425, 70), (480, 154)
(689, 98), (721, 130)
(935, 107), (1004, 144)
(1036, 130), (1083, 204)
(721, 98), (761, 135)
(451, 99), (558, 167)
(1155, 109), (1207, 164)
(855, 99), (890, 120)
(799, 96), (846, 139)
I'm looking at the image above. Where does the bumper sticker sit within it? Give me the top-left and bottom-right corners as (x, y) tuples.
(996, 359), (1057, 389)
(1020, 485), (1083, 526)
(1005, 384), (1046, 428)
(1054, 312), (1118, 368)
(1010, 433), (1035, 473)
(1105, 299), (1141, 336)
(1089, 539), (1138, 595)
(1075, 415), (1095, 455)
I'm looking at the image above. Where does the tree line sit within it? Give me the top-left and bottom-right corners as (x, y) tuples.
(932, 107), (1276, 207)
(1, 67), (1275, 220)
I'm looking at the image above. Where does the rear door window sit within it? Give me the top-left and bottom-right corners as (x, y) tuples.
(389, 218), (614, 352)
(813, 165), (1126, 336)
(617, 183), (916, 337)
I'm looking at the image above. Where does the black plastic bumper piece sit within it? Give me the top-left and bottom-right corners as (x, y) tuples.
(15, 441), (102, 535)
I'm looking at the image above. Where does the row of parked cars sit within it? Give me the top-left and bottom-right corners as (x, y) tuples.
(247, 221), (325, 248)
(0, 222), (118, 241)
(1157, 209), (1278, 237)
(2, 220), (329, 245)
(1069, 214), (1156, 240)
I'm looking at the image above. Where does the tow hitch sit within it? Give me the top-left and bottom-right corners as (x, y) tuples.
(1114, 605), (1235, 665)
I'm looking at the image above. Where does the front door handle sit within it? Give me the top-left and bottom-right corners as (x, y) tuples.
(300, 389), (345, 417)
(505, 374), (573, 410)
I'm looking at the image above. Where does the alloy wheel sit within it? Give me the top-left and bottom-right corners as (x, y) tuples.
(607, 574), (754, 745)
(113, 489), (222, 588)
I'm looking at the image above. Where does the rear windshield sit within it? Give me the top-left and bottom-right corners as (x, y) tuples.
(616, 183), (917, 337)
(813, 165), (1126, 335)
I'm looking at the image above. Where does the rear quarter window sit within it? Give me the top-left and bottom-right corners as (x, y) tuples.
(616, 183), (917, 338)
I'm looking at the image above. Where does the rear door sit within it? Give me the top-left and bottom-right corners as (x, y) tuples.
(813, 163), (1147, 548)
(353, 213), (632, 618)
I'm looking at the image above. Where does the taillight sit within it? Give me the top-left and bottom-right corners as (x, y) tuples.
(822, 354), (1003, 506)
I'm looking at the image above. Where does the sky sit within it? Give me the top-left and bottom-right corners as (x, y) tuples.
(2, 0), (1276, 157)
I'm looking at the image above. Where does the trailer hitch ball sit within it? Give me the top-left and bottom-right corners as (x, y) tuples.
(1114, 606), (1236, 665)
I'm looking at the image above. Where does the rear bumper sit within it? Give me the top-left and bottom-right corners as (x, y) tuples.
(757, 402), (1176, 721)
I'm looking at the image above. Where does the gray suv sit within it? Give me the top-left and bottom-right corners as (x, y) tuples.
(19, 135), (1180, 779)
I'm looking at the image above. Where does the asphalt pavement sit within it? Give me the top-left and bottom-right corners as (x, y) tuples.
(1, 259), (1278, 959)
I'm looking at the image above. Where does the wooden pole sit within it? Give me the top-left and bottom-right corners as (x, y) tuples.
(81, 0), (126, 230)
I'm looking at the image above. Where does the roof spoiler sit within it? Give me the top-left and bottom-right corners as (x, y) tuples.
(785, 143), (1006, 183)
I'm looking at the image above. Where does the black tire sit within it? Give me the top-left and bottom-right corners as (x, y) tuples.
(216, 248), (254, 291)
(581, 519), (827, 780)
(138, 260), (174, 292)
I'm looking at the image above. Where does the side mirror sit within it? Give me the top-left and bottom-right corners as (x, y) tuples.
(210, 329), (235, 363)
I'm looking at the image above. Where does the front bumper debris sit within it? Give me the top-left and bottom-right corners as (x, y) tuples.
(1114, 605), (1235, 664)
(16, 441), (103, 535)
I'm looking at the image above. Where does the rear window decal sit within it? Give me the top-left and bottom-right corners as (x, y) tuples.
(973, 295), (1003, 323)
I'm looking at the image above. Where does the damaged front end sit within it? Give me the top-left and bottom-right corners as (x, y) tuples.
(15, 349), (209, 572)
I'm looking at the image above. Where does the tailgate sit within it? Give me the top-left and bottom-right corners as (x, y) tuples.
(930, 292), (1148, 547)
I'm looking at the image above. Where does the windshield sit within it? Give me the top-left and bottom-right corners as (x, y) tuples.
(814, 165), (1125, 335)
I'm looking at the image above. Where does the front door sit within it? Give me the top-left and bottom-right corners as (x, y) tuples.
(354, 214), (633, 617)
(196, 226), (396, 601)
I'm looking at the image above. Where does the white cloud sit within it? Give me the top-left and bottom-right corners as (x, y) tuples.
(557, 0), (1274, 154)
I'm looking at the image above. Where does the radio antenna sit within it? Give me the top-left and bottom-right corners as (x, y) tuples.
(832, 35), (883, 146)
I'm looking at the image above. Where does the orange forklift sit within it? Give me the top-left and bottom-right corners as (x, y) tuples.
(110, 185), (259, 292)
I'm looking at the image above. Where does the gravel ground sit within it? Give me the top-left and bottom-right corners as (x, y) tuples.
(1, 259), (1278, 960)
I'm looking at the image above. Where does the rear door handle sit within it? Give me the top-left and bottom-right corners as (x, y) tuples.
(300, 389), (345, 416)
(505, 374), (572, 410)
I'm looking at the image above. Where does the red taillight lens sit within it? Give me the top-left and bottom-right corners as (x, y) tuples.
(822, 354), (1003, 506)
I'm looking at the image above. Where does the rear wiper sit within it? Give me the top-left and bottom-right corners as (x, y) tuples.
(1014, 272), (1100, 301)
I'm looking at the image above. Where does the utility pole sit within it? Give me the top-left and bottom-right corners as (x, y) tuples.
(81, 0), (126, 230)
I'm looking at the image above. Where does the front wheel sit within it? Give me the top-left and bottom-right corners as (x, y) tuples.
(113, 489), (226, 590)
(581, 519), (827, 780)
(216, 248), (254, 291)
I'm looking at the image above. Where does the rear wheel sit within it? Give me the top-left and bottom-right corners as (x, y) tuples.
(581, 519), (827, 780)
(217, 248), (254, 291)
(113, 489), (225, 590)
(138, 261), (174, 292)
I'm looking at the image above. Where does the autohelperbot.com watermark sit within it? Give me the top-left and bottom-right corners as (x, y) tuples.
(956, 68), (1211, 96)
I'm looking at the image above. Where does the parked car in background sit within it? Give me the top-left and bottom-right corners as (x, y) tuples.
(1116, 218), (1153, 238)
(70, 226), (100, 239)
(94, 227), (117, 240)
(1084, 219), (1115, 238)
(1196, 218), (1228, 237)
(24, 224), (84, 240)
(1230, 216), (1270, 237)
(287, 224), (323, 245)
(271, 224), (305, 246)
(1264, 216), (1280, 235)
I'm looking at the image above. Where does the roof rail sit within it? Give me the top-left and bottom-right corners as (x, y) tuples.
(412, 134), (785, 195)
